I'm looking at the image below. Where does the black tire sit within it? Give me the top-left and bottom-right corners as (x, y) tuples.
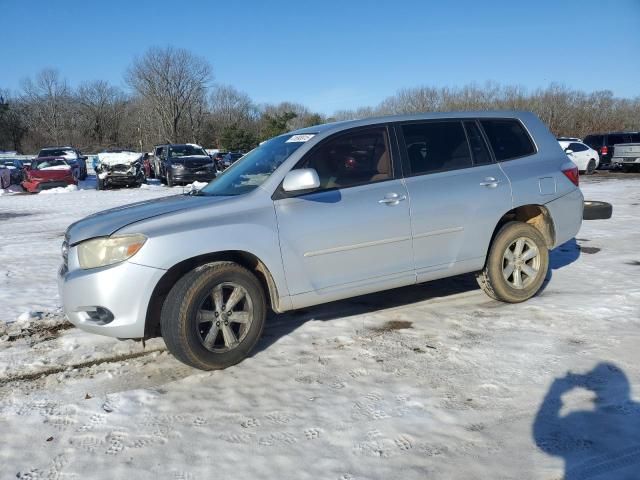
(96, 178), (104, 190)
(586, 159), (596, 175)
(476, 221), (549, 303)
(160, 261), (267, 370)
(167, 171), (174, 187)
(583, 200), (612, 220)
(622, 164), (639, 173)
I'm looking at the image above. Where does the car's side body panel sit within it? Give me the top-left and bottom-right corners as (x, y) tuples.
(59, 111), (584, 339)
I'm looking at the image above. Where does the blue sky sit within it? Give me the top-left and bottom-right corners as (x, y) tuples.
(1, 0), (639, 114)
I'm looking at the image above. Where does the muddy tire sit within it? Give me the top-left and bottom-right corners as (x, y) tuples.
(160, 261), (266, 370)
(476, 221), (549, 303)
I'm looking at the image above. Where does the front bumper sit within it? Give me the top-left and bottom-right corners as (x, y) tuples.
(58, 260), (166, 338)
(102, 173), (141, 185)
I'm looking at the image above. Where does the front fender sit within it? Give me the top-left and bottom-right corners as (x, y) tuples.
(120, 201), (290, 302)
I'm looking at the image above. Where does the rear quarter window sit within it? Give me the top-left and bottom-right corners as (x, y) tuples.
(480, 119), (536, 161)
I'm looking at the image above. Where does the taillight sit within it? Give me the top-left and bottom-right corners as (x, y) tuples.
(600, 146), (608, 156)
(562, 164), (579, 186)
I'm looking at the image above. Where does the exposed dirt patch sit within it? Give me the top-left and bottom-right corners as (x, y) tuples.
(370, 320), (413, 333)
(0, 347), (166, 387)
(2, 320), (74, 343)
(0, 212), (36, 221)
(580, 246), (601, 254)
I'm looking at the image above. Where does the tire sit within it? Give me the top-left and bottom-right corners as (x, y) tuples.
(586, 159), (596, 175)
(96, 178), (104, 190)
(476, 221), (549, 303)
(160, 261), (267, 370)
(622, 164), (639, 173)
(167, 171), (174, 187)
(583, 200), (612, 220)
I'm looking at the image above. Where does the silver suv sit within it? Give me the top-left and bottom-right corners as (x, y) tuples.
(59, 112), (584, 370)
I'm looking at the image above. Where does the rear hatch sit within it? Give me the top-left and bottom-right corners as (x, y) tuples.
(613, 143), (640, 161)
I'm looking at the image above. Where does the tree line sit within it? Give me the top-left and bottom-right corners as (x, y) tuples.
(1, 46), (638, 154)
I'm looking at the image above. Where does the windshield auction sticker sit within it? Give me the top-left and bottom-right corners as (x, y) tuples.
(286, 134), (316, 143)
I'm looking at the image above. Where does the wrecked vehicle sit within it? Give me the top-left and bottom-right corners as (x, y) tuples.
(22, 157), (77, 192)
(95, 149), (146, 190)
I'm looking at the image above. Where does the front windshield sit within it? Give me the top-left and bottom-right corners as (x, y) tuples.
(199, 134), (314, 196)
(169, 145), (208, 157)
(41, 149), (76, 159)
(33, 159), (69, 169)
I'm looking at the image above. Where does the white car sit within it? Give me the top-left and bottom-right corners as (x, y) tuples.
(558, 140), (599, 174)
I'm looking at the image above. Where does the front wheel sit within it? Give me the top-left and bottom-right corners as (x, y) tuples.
(476, 221), (549, 303)
(160, 262), (267, 370)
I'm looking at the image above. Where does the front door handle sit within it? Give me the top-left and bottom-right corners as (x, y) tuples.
(378, 193), (407, 205)
(480, 177), (501, 188)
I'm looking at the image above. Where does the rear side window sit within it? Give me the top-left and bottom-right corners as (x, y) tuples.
(607, 134), (632, 145)
(570, 142), (588, 152)
(401, 121), (472, 175)
(583, 135), (602, 149)
(463, 121), (492, 165)
(480, 119), (536, 161)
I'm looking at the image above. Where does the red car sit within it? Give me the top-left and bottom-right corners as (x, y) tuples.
(22, 157), (78, 193)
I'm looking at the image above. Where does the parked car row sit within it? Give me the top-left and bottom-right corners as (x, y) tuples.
(556, 131), (640, 173)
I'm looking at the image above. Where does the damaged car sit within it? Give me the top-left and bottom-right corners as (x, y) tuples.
(22, 157), (77, 192)
(95, 149), (146, 190)
(156, 144), (217, 187)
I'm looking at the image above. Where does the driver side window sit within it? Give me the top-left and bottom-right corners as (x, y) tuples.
(298, 127), (392, 191)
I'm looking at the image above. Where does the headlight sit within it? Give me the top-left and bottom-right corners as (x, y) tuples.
(77, 234), (147, 269)
(171, 163), (184, 169)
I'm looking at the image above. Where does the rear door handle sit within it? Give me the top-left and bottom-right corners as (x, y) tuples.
(378, 193), (407, 205)
(480, 177), (501, 188)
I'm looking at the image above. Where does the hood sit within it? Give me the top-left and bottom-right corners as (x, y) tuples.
(98, 151), (143, 166)
(29, 168), (73, 180)
(66, 194), (227, 244)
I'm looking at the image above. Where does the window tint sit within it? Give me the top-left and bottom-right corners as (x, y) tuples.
(583, 135), (602, 149)
(463, 121), (492, 165)
(480, 119), (536, 161)
(631, 133), (640, 142)
(401, 121), (471, 175)
(607, 134), (628, 145)
(570, 142), (588, 152)
(299, 127), (392, 191)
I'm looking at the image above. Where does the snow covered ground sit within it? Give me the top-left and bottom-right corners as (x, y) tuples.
(0, 174), (638, 479)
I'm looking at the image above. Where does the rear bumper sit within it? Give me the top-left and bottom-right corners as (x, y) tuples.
(612, 157), (640, 164)
(545, 188), (584, 248)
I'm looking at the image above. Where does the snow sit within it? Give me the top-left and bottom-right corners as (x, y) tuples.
(38, 184), (79, 194)
(97, 151), (143, 166)
(39, 165), (72, 171)
(0, 174), (639, 479)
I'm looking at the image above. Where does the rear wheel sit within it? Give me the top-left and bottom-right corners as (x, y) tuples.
(160, 262), (267, 370)
(476, 221), (549, 303)
(586, 159), (596, 175)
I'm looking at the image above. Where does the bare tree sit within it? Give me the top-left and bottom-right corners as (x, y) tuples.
(21, 68), (71, 145)
(209, 84), (256, 127)
(76, 80), (128, 148)
(126, 46), (212, 143)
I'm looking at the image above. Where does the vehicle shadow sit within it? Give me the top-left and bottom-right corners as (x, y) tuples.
(539, 237), (581, 294)
(254, 272), (480, 355)
(533, 362), (640, 479)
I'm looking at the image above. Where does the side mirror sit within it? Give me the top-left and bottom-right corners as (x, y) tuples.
(565, 149), (574, 155)
(282, 168), (320, 192)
